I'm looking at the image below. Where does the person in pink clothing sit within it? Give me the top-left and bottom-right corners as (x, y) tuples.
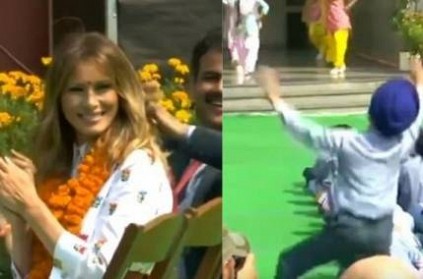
(325, 0), (359, 77)
(223, 0), (269, 85)
(302, 0), (327, 61)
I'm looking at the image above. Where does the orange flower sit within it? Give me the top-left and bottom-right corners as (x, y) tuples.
(29, 147), (110, 278)
(78, 164), (90, 173)
(63, 214), (82, 225)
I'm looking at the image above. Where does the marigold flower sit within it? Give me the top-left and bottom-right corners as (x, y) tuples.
(168, 58), (182, 67)
(0, 112), (14, 128)
(41, 57), (53, 66)
(180, 98), (192, 109)
(175, 109), (192, 123)
(142, 63), (159, 73)
(152, 73), (161, 80)
(174, 77), (185, 84)
(31, 147), (110, 278)
(63, 214), (82, 225)
(172, 90), (189, 101)
(138, 58), (194, 124)
(160, 98), (176, 112)
(175, 64), (190, 75)
(139, 71), (152, 82)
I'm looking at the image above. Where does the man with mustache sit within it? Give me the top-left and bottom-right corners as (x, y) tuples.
(167, 27), (222, 279)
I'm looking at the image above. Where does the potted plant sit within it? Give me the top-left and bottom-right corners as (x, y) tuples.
(392, 0), (423, 70)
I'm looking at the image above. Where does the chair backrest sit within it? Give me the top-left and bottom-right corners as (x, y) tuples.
(155, 198), (222, 279)
(185, 198), (223, 279)
(104, 212), (187, 279)
(157, 198), (223, 279)
(184, 198), (222, 246)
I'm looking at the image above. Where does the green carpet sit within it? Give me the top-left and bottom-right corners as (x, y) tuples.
(223, 113), (368, 278)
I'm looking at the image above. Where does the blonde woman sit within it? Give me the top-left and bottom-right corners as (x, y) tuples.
(0, 32), (173, 278)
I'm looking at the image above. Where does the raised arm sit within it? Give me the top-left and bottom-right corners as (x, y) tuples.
(257, 66), (349, 153)
(402, 57), (423, 151)
(148, 104), (222, 169)
(257, 0), (270, 15)
(345, 0), (359, 11)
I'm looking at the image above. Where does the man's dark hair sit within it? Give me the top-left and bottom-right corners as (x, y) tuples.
(190, 27), (222, 80)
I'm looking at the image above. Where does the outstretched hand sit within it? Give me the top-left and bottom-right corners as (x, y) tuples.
(410, 55), (423, 86)
(256, 66), (281, 105)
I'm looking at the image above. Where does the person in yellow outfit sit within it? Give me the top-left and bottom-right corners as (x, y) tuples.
(302, 0), (326, 61)
(324, 0), (359, 77)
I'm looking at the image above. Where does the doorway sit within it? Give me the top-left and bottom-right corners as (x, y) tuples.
(286, 11), (309, 50)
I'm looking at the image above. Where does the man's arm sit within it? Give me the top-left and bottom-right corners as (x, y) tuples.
(257, 66), (346, 153)
(148, 104), (221, 169)
(181, 126), (222, 169)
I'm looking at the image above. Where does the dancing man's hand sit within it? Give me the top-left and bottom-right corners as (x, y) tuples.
(256, 66), (281, 106)
(147, 103), (189, 140)
(410, 55), (423, 86)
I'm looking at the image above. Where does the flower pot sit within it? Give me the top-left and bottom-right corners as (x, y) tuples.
(399, 51), (411, 71)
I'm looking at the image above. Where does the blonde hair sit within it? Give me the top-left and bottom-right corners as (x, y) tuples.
(35, 32), (167, 181)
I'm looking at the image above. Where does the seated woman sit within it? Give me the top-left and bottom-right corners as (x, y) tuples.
(0, 32), (173, 278)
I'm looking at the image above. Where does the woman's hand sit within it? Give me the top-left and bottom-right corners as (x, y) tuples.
(0, 156), (38, 216)
(0, 211), (11, 237)
(223, 253), (259, 279)
(237, 253), (258, 279)
(10, 150), (37, 176)
(223, 258), (236, 279)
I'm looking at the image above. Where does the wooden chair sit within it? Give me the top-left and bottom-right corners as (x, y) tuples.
(104, 212), (187, 279)
(160, 198), (223, 279)
(186, 198), (222, 279)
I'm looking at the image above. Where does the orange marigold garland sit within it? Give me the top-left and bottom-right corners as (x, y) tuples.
(29, 147), (111, 279)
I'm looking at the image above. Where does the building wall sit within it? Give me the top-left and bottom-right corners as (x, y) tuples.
(350, 0), (403, 64)
(260, 0), (286, 48)
(260, 0), (408, 65)
(117, 0), (221, 67)
(0, 0), (50, 74)
(53, 0), (105, 46)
